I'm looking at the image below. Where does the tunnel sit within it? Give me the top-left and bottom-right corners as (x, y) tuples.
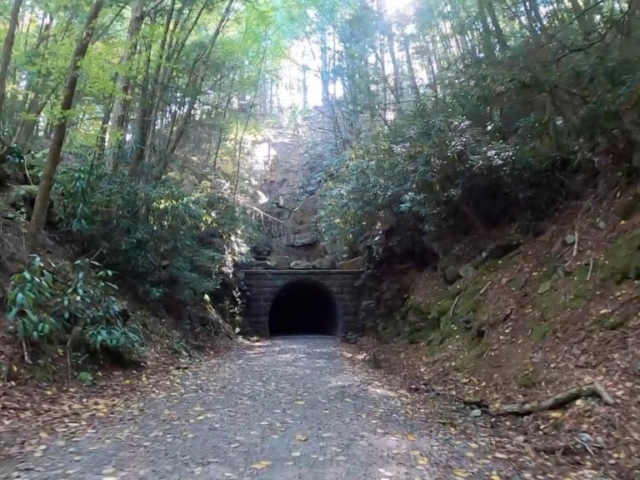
(268, 279), (340, 336)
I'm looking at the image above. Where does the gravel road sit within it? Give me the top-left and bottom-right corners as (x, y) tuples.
(2, 337), (513, 479)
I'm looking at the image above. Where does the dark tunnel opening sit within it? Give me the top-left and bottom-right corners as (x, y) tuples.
(268, 279), (339, 336)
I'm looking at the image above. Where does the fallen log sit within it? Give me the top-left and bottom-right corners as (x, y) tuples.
(490, 382), (614, 416)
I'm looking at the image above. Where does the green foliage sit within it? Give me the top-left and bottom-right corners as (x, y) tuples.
(52, 161), (249, 308)
(76, 370), (94, 385)
(6, 256), (140, 361)
(316, 0), (640, 257)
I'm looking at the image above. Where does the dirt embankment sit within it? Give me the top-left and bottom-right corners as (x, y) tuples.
(354, 187), (640, 478)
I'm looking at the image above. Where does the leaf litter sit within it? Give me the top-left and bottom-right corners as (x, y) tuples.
(0, 338), (526, 479)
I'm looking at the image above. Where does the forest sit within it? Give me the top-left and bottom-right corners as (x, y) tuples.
(0, 0), (639, 476)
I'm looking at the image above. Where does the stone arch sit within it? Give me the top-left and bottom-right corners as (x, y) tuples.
(242, 270), (363, 336)
(268, 279), (339, 336)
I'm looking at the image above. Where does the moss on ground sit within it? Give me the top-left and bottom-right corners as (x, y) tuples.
(602, 232), (640, 284)
(530, 321), (553, 341)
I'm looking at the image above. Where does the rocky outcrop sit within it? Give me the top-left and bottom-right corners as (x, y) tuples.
(269, 256), (290, 270)
(285, 233), (318, 247)
(250, 243), (271, 261)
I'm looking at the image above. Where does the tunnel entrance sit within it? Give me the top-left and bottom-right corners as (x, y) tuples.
(268, 279), (339, 336)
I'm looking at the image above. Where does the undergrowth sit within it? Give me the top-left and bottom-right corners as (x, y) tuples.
(52, 161), (251, 312)
(6, 256), (140, 366)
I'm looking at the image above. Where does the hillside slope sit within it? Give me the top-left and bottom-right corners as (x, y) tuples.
(353, 187), (640, 478)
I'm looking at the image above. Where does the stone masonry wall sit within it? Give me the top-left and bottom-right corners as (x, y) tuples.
(243, 270), (364, 336)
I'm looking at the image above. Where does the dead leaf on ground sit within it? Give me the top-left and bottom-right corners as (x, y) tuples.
(251, 460), (272, 470)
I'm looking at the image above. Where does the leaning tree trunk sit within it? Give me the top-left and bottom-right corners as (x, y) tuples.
(27, 0), (104, 251)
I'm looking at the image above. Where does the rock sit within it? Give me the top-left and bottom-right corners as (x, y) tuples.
(251, 260), (272, 269)
(596, 219), (607, 230)
(286, 233), (317, 247)
(312, 256), (336, 270)
(564, 234), (576, 245)
(484, 240), (522, 260)
(576, 432), (592, 444)
(269, 256), (290, 270)
(460, 314), (475, 331)
(511, 273), (528, 291)
(236, 259), (256, 269)
(470, 254), (489, 269)
(537, 280), (552, 294)
(250, 243), (271, 260)
(289, 260), (312, 269)
(459, 264), (476, 278)
(341, 333), (358, 345)
(470, 409), (482, 418)
(442, 266), (462, 285)
(337, 256), (364, 270)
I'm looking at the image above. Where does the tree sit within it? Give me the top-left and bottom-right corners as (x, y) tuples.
(28, 0), (105, 250)
(0, 0), (24, 124)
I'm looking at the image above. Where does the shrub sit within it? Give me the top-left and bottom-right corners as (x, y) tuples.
(6, 256), (141, 362)
(51, 162), (250, 309)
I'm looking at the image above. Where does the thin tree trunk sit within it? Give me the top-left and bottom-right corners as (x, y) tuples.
(28, 0), (104, 250)
(486, 0), (508, 52)
(95, 94), (114, 162)
(386, 25), (403, 109)
(233, 42), (267, 201)
(402, 35), (421, 103)
(161, 0), (235, 160)
(478, 0), (497, 60)
(129, 29), (155, 177)
(0, 0), (24, 123)
(106, 0), (145, 170)
(146, 0), (209, 158)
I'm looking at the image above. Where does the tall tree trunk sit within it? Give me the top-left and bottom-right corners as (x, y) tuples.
(146, 0), (209, 159)
(0, 0), (24, 124)
(302, 67), (309, 109)
(477, 0), (497, 60)
(486, 0), (508, 52)
(319, 27), (331, 107)
(129, 28), (156, 177)
(95, 94), (114, 162)
(385, 25), (403, 109)
(106, 0), (145, 170)
(569, 0), (590, 36)
(161, 0), (235, 161)
(28, 0), (104, 250)
(402, 35), (421, 103)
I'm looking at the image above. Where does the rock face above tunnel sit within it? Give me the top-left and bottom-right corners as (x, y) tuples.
(243, 270), (364, 336)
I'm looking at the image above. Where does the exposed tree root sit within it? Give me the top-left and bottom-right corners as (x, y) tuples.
(490, 382), (614, 416)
